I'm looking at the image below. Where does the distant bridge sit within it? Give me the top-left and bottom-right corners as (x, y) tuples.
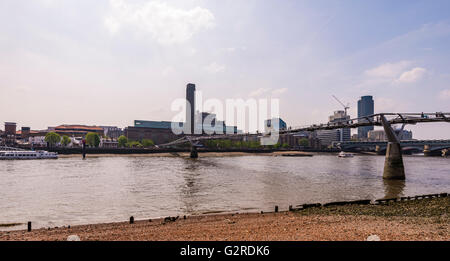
(333, 140), (450, 155)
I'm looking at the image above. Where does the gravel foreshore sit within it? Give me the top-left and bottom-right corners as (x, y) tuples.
(0, 197), (448, 241)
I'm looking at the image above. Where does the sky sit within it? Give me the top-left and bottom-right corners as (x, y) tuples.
(1, 0), (450, 138)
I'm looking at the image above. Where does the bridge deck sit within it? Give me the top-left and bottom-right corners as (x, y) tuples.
(158, 112), (450, 147)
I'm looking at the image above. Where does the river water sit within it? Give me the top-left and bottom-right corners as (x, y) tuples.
(0, 154), (449, 230)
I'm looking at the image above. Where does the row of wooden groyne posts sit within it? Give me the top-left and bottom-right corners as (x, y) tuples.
(278, 192), (448, 212)
(144, 192), (449, 224)
(23, 192), (448, 232)
(130, 192), (449, 225)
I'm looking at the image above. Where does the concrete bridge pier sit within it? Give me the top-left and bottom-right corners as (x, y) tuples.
(383, 142), (405, 179)
(375, 145), (385, 155)
(380, 115), (405, 180)
(423, 145), (432, 157)
(190, 146), (198, 158)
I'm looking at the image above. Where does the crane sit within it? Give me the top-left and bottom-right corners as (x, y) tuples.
(332, 95), (350, 116)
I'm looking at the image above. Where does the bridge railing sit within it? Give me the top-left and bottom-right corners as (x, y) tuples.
(157, 112), (450, 147)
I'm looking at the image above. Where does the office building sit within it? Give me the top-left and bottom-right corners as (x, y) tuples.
(195, 111), (238, 134)
(264, 118), (287, 133)
(3, 122), (17, 145)
(125, 120), (184, 145)
(357, 95), (374, 140)
(53, 125), (105, 137)
(196, 112), (216, 127)
(100, 126), (123, 139)
(278, 131), (321, 149)
(315, 129), (339, 147)
(329, 110), (351, 142)
(368, 129), (413, 141)
(20, 127), (31, 140)
(315, 111), (351, 147)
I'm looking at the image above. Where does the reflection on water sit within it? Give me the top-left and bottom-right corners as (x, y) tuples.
(0, 154), (449, 229)
(383, 179), (406, 199)
(181, 158), (204, 213)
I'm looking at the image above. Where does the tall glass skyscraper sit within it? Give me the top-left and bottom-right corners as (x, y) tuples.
(357, 96), (374, 140)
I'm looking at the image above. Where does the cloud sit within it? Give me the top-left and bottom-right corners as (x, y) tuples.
(374, 97), (395, 111)
(374, 97), (409, 112)
(162, 66), (174, 77)
(249, 88), (288, 97)
(439, 89), (450, 100)
(379, 22), (450, 50)
(271, 88), (288, 95)
(104, 0), (215, 44)
(221, 47), (247, 53)
(396, 67), (427, 83)
(363, 61), (426, 86)
(364, 61), (412, 79)
(36, 0), (57, 7)
(249, 88), (271, 97)
(224, 47), (236, 52)
(204, 62), (226, 74)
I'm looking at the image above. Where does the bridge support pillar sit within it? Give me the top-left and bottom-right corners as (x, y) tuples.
(380, 115), (405, 180)
(190, 146), (198, 159)
(423, 145), (432, 157)
(375, 145), (385, 155)
(383, 142), (405, 180)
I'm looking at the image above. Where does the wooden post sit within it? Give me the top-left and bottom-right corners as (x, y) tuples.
(190, 146), (198, 158)
(27, 221), (31, 232)
(82, 139), (86, 159)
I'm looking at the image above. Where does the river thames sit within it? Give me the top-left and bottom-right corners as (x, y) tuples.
(0, 154), (449, 229)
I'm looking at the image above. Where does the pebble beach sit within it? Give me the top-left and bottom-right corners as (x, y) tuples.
(1, 196), (448, 241)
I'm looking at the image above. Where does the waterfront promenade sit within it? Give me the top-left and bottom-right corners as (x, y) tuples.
(1, 197), (448, 241)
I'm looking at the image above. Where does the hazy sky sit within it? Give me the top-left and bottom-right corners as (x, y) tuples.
(1, 0), (450, 138)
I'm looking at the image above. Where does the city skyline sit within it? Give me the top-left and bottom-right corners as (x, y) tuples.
(1, 0), (450, 139)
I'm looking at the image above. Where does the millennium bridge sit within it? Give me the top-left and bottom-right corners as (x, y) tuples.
(159, 112), (450, 180)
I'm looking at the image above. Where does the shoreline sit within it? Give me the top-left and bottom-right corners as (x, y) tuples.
(1, 196), (448, 241)
(58, 151), (317, 158)
(56, 151), (436, 158)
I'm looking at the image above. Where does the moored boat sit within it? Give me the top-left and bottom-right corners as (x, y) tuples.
(338, 151), (354, 158)
(0, 150), (58, 160)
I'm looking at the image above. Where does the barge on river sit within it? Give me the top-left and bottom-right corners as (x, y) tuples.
(0, 150), (58, 160)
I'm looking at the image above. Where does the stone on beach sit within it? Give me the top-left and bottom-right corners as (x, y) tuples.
(67, 235), (81, 241)
(366, 234), (381, 241)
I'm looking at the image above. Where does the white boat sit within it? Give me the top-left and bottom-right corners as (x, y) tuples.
(338, 151), (354, 158)
(0, 150), (58, 160)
